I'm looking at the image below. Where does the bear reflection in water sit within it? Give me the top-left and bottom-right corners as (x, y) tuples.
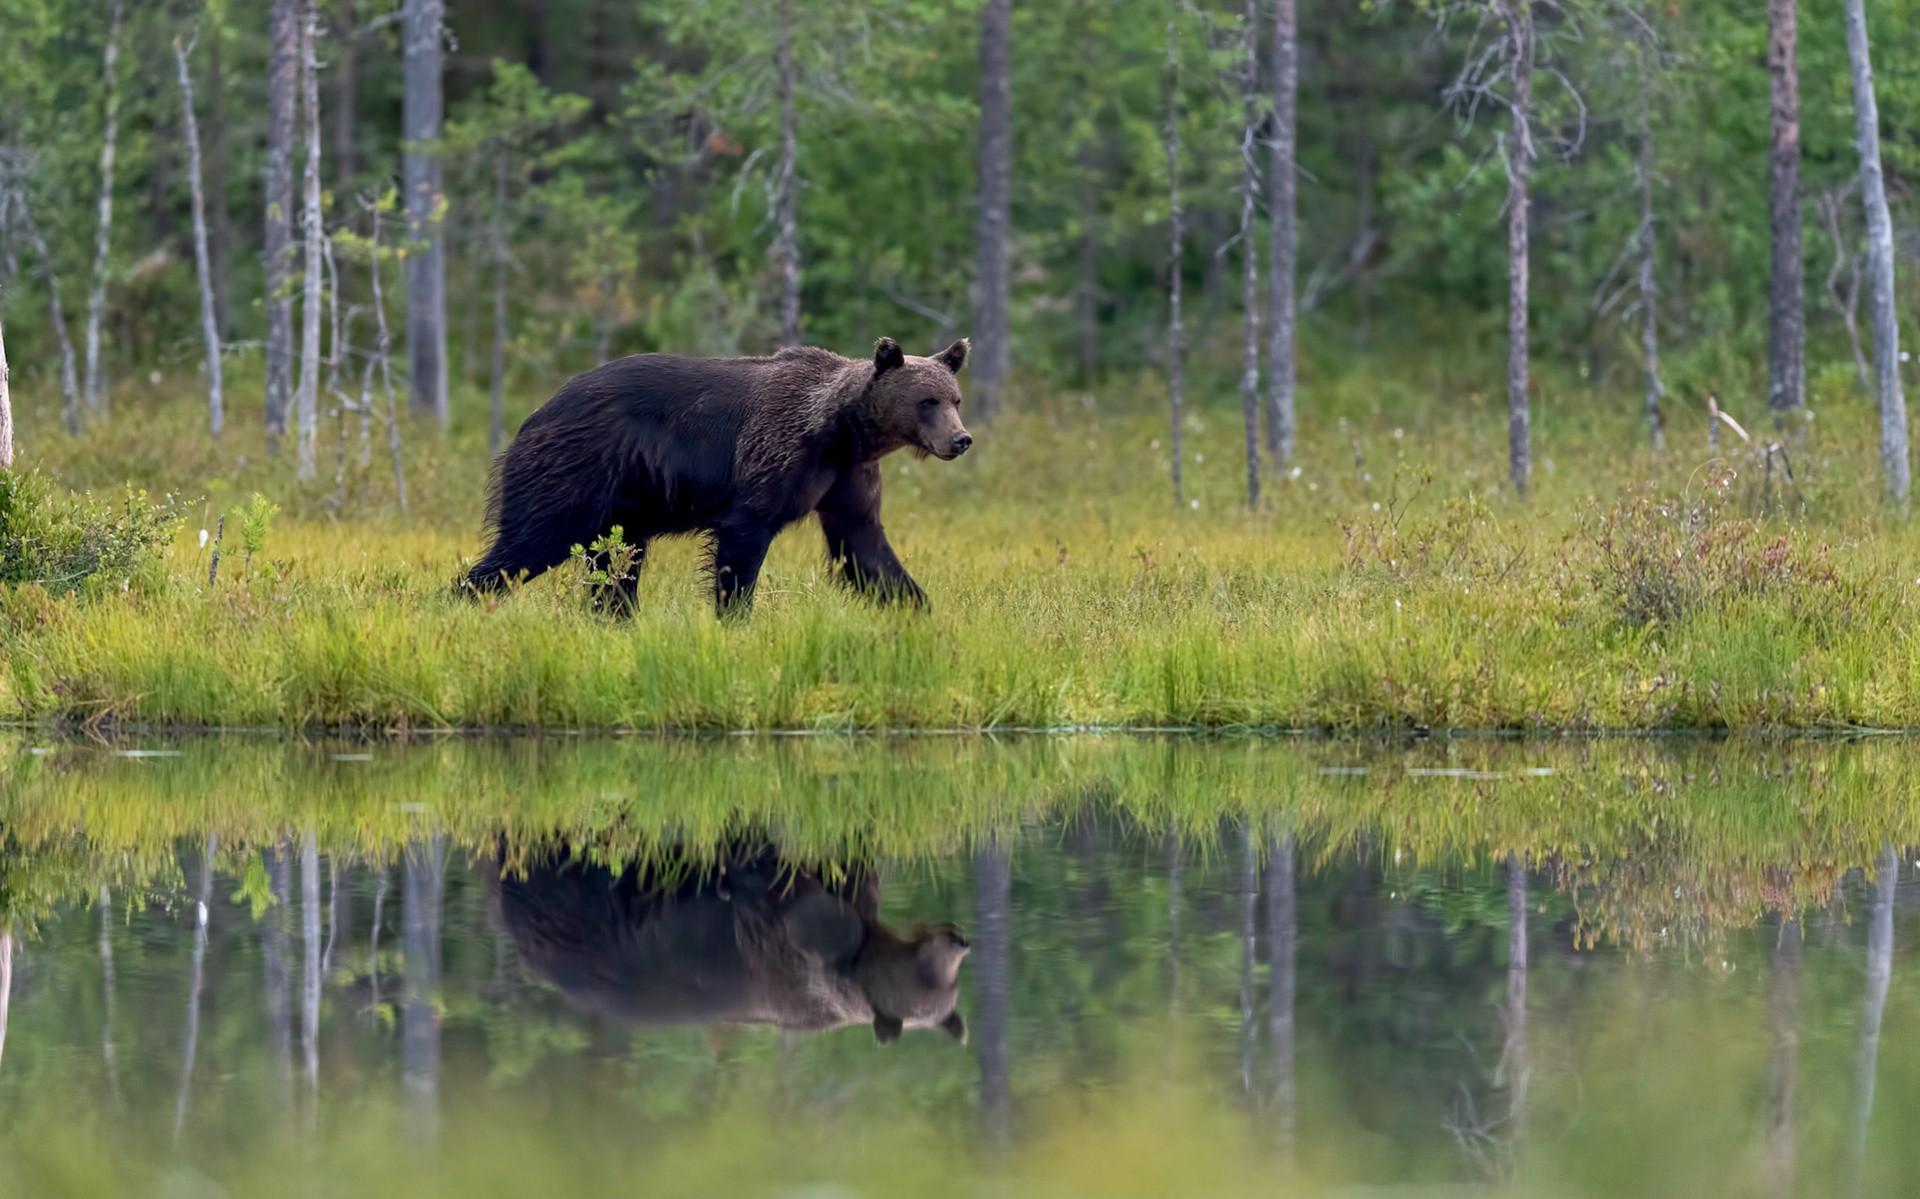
(494, 845), (970, 1044)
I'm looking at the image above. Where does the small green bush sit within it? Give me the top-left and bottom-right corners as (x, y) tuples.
(0, 469), (180, 594)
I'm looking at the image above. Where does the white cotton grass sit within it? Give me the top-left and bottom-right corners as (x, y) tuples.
(199, 529), (210, 548)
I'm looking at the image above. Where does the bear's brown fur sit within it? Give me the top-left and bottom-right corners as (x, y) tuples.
(465, 337), (971, 614)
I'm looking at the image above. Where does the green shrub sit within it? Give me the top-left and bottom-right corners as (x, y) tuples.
(0, 469), (181, 594)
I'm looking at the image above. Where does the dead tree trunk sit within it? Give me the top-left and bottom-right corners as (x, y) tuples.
(207, 29), (232, 337)
(1165, 9), (1184, 506)
(0, 309), (11, 469)
(489, 155), (509, 456)
(1238, 0), (1261, 509)
(1505, 0), (1534, 498)
(14, 198), (83, 434)
(82, 0), (126, 417)
(267, 0), (299, 444)
(1267, 0), (1297, 465)
(1766, 0), (1805, 422)
(972, 0), (1012, 416)
(368, 200), (409, 515)
(297, 1), (324, 479)
(773, 0), (800, 348)
(1077, 143), (1099, 382)
(1636, 35), (1664, 449)
(175, 33), (225, 441)
(1843, 0), (1908, 502)
(1818, 188), (1870, 391)
(404, 0), (448, 425)
(334, 0), (357, 197)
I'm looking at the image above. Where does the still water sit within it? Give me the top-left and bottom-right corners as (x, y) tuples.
(0, 734), (1916, 1197)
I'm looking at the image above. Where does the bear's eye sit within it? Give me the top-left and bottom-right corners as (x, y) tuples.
(920, 397), (939, 409)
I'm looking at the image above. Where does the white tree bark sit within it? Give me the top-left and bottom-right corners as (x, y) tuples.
(267, 0), (299, 441)
(1165, 10), (1183, 506)
(773, 0), (800, 348)
(368, 203), (409, 515)
(1850, 845), (1896, 1188)
(1238, 0), (1261, 508)
(1636, 36), (1664, 449)
(175, 33), (225, 441)
(297, 1), (324, 479)
(1266, 0), (1297, 465)
(0, 308), (12, 470)
(1843, 0), (1908, 501)
(403, 0), (448, 424)
(82, 0), (126, 416)
(12, 196), (83, 434)
(1505, 0), (1534, 498)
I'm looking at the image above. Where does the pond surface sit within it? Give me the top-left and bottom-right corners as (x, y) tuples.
(0, 734), (1917, 1197)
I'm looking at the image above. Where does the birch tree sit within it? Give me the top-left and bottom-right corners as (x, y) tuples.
(297, 0), (324, 478)
(973, 0), (1012, 416)
(0, 306), (11, 470)
(1634, 29), (1664, 449)
(1267, 0), (1297, 466)
(81, 0), (125, 416)
(772, 0), (800, 348)
(1164, 9), (1184, 506)
(267, 0), (299, 445)
(1843, 0), (1908, 501)
(1237, 0), (1261, 509)
(3, 181), (82, 435)
(1765, 0), (1804, 422)
(404, 0), (449, 425)
(174, 31), (224, 440)
(1502, 0), (1534, 498)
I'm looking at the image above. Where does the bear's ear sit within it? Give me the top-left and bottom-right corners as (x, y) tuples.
(872, 1013), (904, 1044)
(936, 338), (970, 374)
(873, 337), (906, 376)
(940, 1010), (968, 1044)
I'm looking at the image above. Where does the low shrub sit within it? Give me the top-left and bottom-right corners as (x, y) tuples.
(0, 469), (180, 594)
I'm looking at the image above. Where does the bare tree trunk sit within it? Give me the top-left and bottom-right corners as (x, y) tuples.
(82, 0), (126, 417)
(98, 884), (120, 1104)
(404, 0), (448, 424)
(1503, 851), (1529, 1143)
(773, 0), (800, 348)
(974, 834), (1011, 1153)
(1850, 845), (1896, 1190)
(1844, 0), (1908, 502)
(1766, 915), (1800, 1199)
(298, 2), (324, 479)
(1237, 824), (1257, 1095)
(490, 155), (509, 456)
(300, 830), (321, 1123)
(972, 0), (1012, 416)
(402, 836), (446, 1142)
(368, 205), (409, 514)
(1505, 0), (1534, 498)
(207, 29), (232, 337)
(0, 925), (10, 1075)
(1238, 0), (1261, 509)
(1818, 189), (1870, 392)
(0, 294), (11, 468)
(267, 0), (299, 444)
(1267, 0), (1297, 465)
(334, 0), (357, 197)
(1267, 833), (1296, 1156)
(1633, 37), (1664, 449)
(1077, 146), (1098, 382)
(264, 843), (293, 1110)
(1766, 0), (1805, 422)
(14, 198), (83, 433)
(1165, 10), (1184, 507)
(173, 834), (216, 1143)
(176, 33), (225, 441)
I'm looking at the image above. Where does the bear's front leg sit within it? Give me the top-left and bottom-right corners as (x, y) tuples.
(710, 523), (775, 617)
(817, 464), (928, 609)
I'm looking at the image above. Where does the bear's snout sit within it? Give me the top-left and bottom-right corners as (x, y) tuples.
(947, 431), (973, 458)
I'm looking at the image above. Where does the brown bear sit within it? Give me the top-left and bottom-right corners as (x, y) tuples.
(492, 843), (970, 1044)
(465, 337), (972, 614)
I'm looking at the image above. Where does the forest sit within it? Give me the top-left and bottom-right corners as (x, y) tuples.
(0, 0), (1918, 730)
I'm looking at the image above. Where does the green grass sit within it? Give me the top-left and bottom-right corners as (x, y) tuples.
(4, 355), (1919, 731)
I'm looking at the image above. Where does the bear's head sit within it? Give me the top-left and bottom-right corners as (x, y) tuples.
(851, 920), (971, 1045)
(868, 337), (973, 461)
